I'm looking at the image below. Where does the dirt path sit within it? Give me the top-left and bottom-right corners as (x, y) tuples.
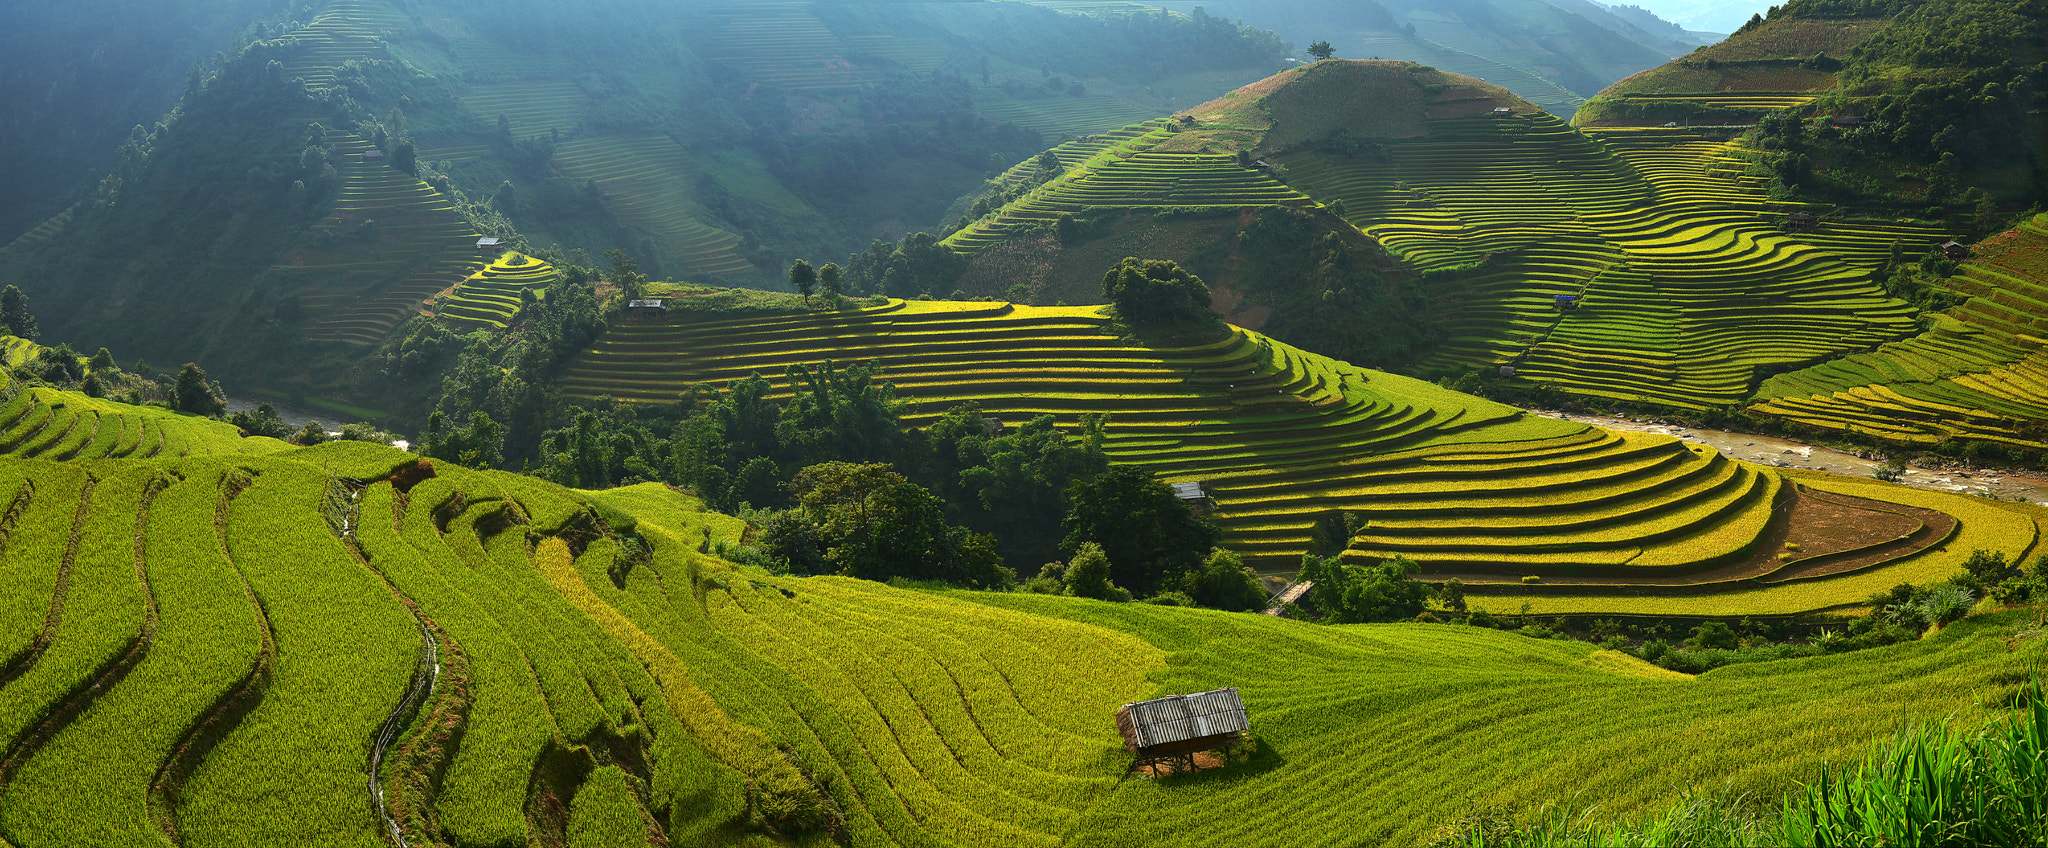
(1528, 408), (2048, 505)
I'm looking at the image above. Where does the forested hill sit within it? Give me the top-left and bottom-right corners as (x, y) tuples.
(1579, 0), (2046, 216)
(0, 0), (286, 243)
(0, 0), (1293, 385)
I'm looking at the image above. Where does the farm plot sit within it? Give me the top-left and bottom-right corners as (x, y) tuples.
(0, 438), (2036, 845)
(946, 120), (1310, 254)
(0, 445), (769, 848)
(557, 300), (1997, 607)
(965, 587), (2046, 847)
(276, 133), (481, 346)
(460, 80), (591, 137)
(1753, 214), (2048, 448)
(552, 136), (754, 278)
(1272, 114), (1927, 409)
(0, 386), (288, 461)
(275, 0), (409, 90)
(439, 251), (559, 330)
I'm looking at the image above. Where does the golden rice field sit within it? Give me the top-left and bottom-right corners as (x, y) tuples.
(0, 427), (2035, 847)
(558, 300), (2036, 614)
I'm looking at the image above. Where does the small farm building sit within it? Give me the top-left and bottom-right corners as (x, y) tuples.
(1785, 212), (1815, 231)
(1830, 115), (1864, 128)
(363, 148), (385, 160)
(980, 417), (1006, 437)
(1116, 688), (1250, 773)
(1943, 240), (1970, 261)
(1170, 481), (1213, 514)
(627, 299), (667, 316)
(476, 237), (504, 254)
(1498, 365), (1517, 378)
(1553, 294), (1578, 311)
(1491, 107), (1513, 117)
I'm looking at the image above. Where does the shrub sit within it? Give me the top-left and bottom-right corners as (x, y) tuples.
(1922, 584), (1975, 625)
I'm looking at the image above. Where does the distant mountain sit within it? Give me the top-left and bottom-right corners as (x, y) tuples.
(0, 0), (1295, 382)
(1151, 0), (1703, 113)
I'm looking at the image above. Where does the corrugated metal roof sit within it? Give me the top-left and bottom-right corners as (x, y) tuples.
(1119, 688), (1248, 749)
(1170, 481), (1206, 501)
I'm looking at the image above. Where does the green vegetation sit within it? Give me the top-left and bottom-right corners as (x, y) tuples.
(439, 251), (560, 331)
(553, 298), (2038, 614)
(0, 431), (2036, 846)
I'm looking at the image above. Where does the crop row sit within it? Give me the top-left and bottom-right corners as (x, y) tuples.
(946, 119), (1306, 254)
(1272, 115), (1926, 408)
(551, 136), (754, 277)
(561, 301), (1931, 587)
(0, 387), (289, 461)
(1751, 215), (2048, 446)
(282, 135), (481, 346)
(440, 252), (560, 330)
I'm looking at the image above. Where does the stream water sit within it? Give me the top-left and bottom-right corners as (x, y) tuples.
(1528, 408), (2048, 506)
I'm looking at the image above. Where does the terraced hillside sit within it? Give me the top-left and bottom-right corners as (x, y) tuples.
(439, 252), (560, 331)
(273, 134), (481, 345)
(1573, 15), (1890, 126)
(945, 119), (1312, 254)
(0, 386), (290, 462)
(559, 300), (2037, 613)
(550, 137), (755, 279)
(1291, 113), (1943, 408)
(950, 61), (1947, 410)
(0, 433), (2039, 847)
(1754, 214), (2048, 449)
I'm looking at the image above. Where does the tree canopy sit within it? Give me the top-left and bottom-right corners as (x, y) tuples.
(1101, 257), (1214, 325)
(1061, 465), (1221, 597)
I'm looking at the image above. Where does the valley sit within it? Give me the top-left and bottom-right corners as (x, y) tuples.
(3, 0), (2048, 845)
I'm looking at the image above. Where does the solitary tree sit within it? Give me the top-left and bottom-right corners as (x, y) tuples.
(88, 347), (116, 373)
(1308, 40), (1336, 61)
(789, 259), (818, 303)
(0, 285), (39, 341)
(819, 262), (844, 300)
(174, 363), (226, 416)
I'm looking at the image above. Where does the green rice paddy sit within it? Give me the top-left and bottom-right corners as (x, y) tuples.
(439, 251), (560, 330)
(1755, 215), (2048, 447)
(0, 431), (2034, 846)
(551, 136), (755, 278)
(279, 134), (481, 345)
(557, 299), (2035, 613)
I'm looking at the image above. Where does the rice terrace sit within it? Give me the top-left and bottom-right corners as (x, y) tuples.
(4, 0), (2048, 845)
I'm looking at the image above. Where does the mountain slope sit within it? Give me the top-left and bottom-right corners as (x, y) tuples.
(557, 298), (2038, 614)
(0, 434), (2037, 845)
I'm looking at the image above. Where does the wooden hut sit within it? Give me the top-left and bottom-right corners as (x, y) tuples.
(626, 299), (668, 322)
(476, 237), (504, 256)
(1170, 481), (1213, 515)
(1785, 211), (1815, 231)
(1943, 240), (1971, 261)
(1491, 106), (1514, 118)
(1115, 688), (1250, 774)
